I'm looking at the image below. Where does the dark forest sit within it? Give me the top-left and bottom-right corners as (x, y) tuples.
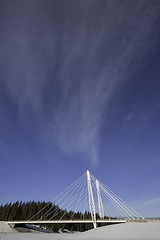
(0, 201), (109, 232)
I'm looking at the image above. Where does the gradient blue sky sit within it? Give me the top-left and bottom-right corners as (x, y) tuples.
(0, 0), (160, 217)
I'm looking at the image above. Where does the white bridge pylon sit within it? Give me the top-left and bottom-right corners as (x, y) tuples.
(96, 179), (104, 219)
(29, 170), (144, 228)
(87, 170), (97, 228)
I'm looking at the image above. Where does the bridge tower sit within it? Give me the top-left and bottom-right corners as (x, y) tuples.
(96, 180), (104, 219)
(87, 170), (97, 228)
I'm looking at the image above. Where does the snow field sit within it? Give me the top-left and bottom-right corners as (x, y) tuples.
(0, 221), (160, 240)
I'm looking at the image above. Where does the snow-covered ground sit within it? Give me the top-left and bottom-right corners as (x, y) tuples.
(0, 221), (160, 240)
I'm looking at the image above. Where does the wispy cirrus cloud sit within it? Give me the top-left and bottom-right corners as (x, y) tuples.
(132, 197), (160, 217)
(1, 1), (160, 166)
(46, 2), (160, 166)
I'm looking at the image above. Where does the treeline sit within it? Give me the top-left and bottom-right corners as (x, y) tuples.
(0, 201), (102, 232)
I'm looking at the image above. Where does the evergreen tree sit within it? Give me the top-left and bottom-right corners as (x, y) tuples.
(0, 200), (96, 232)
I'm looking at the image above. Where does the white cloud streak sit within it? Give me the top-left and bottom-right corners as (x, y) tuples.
(49, 2), (160, 166)
(132, 197), (160, 217)
(1, 1), (160, 166)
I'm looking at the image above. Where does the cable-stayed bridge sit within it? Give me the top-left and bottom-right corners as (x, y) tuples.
(8, 170), (144, 229)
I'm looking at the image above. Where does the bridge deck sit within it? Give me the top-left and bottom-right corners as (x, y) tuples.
(8, 219), (126, 224)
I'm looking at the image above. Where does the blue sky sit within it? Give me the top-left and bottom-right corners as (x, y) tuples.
(0, 0), (160, 217)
